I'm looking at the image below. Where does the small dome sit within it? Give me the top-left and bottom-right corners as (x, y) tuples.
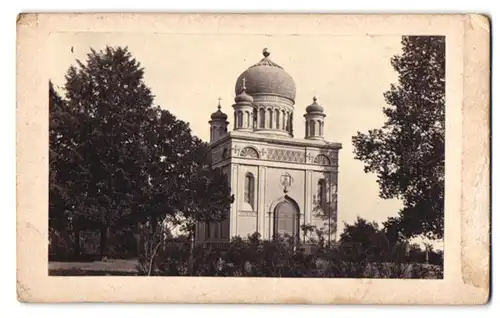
(234, 78), (254, 104)
(234, 90), (254, 103)
(211, 100), (228, 120)
(306, 97), (324, 113)
(235, 48), (296, 102)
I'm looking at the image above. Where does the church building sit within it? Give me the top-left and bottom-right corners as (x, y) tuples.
(196, 48), (342, 245)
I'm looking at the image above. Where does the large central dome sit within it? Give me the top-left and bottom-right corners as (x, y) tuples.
(235, 49), (296, 102)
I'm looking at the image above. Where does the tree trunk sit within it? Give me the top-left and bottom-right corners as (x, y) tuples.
(188, 230), (194, 275)
(100, 226), (108, 259)
(73, 228), (81, 260)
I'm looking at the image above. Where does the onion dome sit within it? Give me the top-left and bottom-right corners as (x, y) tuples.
(234, 78), (254, 104)
(306, 97), (324, 113)
(210, 99), (228, 120)
(235, 48), (296, 102)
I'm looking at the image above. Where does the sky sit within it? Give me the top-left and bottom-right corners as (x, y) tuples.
(48, 32), (405, 232)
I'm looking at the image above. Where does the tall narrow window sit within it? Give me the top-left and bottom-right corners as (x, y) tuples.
(317, 179), (326, 209)
(282, 110), (286, 129)
(310, 120), (316, 136)
(205, 221), (211, 240)
(259, 108), (265, 128)
(285, 112), (289, 131)
(305, 121), (309, 136)
(245, 111), (250, 128)
(253, 109), (258, 129)
(244, 173), (255, 209)
(274, 109), (280, 129)
(237, 111), (243, 128)
(268, 109), (273, 129)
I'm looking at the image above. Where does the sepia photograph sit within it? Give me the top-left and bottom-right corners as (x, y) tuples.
(17, 13), (490, 304)
(47, 34), (445, 279)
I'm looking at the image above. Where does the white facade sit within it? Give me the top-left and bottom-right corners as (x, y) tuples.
(197, 49), (342, 244)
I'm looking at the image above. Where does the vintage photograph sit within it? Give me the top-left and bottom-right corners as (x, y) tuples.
(15, 13), (490, 304)
(47, 31), (445, 278)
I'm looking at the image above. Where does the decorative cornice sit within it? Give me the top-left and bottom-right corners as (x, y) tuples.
(226, 133), (342, 150)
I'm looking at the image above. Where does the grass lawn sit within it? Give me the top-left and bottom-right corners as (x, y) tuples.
(49, 258), (140, 276)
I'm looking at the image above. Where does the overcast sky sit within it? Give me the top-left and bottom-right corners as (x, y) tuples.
(48, 32), (405, 232)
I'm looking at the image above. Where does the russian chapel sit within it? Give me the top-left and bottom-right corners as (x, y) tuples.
(196, 48), (342, 244)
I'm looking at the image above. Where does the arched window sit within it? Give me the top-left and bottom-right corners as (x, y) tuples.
(282, 110), (286, 129)
(285, 112), (289, 131)
(237, 111), (243, 128)
(253, 109), (258, 129)
(310, 120), (316, 136)
(259, 108), (265, 128)
(268, 109), (273, 129)
(205, 221), (211, 240)
(244, 173), (255, 209)
(218, 126), (224, 136)
(319, 121), (323, 136)
(275, 109), (280, 129)
(317, 179), (326, 208)
(245, 111), (250, 128)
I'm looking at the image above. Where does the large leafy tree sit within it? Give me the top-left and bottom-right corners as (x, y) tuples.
(140, 108), (233, 236)
(352, 36), (445, 240)
(50, 46), (232, 257)
(49, 81), (77, 233)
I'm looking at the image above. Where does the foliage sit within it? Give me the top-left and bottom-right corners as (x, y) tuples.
(139, 218), (443, 279)
(352, 36), (445, 240)
(49, 46), (232, 259)
(339, 217), (390, 259)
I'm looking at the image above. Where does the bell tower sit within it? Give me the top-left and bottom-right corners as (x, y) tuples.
(232, 78), (255, 132)
(209, 98), (229, 142)
(304, 97), (326, 140)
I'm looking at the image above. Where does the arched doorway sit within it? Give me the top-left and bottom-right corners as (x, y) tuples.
(273, 199), (300, 240)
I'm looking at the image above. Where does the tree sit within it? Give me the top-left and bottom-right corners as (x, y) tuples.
(138, 109), (233, 237)
(49, 81), (81, 258)
(49, 81), (71, 232)
(51, 46), (233, 259)
(339, 217), (390, 258)
(352, 36), (445, 240)
(58, 46), (158, 257)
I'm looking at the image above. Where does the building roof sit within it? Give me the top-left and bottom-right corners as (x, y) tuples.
(210, 100), (228, 120)
(305, 97), (325, 113)
(234, 48), (296, 102)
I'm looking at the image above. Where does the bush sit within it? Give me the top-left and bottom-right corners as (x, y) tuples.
(137, 231), (443, 278)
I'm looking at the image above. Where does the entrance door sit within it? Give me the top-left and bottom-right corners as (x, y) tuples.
(274, 201), (298, 239)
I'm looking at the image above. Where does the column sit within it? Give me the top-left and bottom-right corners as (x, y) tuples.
(258, 166), (266, 238)
(331, 171), (338, 241)
(305, 170), (313, 225)
(230, 164), (239, 237)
